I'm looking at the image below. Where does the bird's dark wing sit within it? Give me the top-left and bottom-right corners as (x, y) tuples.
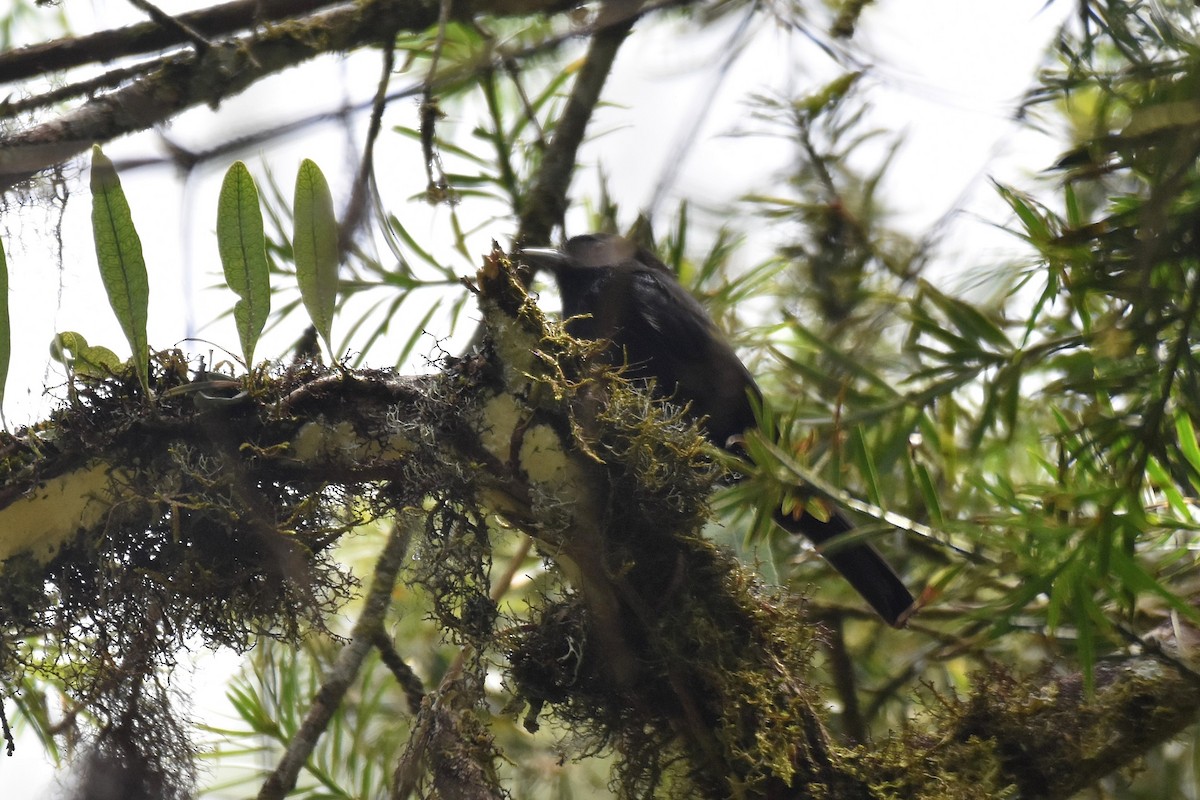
(624, 268), (723, 361)
(623, 267), (915, 626)
(612, 268), (760, 446)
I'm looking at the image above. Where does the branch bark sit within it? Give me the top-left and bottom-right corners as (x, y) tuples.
(0, 0), (333, 83)
(0, 0), (645, 190)
(0, 0), (441, 189)
(257, 522), (415, 800)
(0, 0), (576, 85)
(951, 638), (1200, 799)
(516, 15), (635, 247)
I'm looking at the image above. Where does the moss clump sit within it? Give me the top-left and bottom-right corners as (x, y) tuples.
(493, 324), (833, 795)
(0, 352), (359, 789)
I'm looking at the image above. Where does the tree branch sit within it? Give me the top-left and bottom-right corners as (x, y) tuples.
(950, 633), (1200, 799)
(0, 0), (332, 84)
(0, 0), (594, 190)
(4, 251), (1198, 797)
(0, 0), (442, 190)
(516, 14), (636, 247)
(126, 0), (218, 53)
(373, 629), (427, 715)
(257, 521), (414, 800)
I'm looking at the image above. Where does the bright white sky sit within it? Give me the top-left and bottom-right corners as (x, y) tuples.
(4, 0), (1071, 795)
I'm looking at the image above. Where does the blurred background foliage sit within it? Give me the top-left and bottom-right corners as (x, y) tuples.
(9, 0), (1200, 797)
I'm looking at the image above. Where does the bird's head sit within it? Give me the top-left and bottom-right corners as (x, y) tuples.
(518, 233), (639, 275)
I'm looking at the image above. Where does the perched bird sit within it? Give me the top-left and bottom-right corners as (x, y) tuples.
(521, 233), (916, 627)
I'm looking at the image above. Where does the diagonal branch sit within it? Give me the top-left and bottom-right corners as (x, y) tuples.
(126, 0), (218, 53)
(950, 626), (1200, 800)
(0, 0), (596, 191)
(516, 14), (637, 248)
(0, 0), (335, 84)
(256, 521), (415, 800)
(0, 0), (440, 190)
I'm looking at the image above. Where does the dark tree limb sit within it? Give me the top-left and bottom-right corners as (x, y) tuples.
(0, 0), (332, 84)
(515, 14), (637, 247)
(372, 629), (427, 715)
(0, 0), (442, 189)
(824, 613), (866, 743)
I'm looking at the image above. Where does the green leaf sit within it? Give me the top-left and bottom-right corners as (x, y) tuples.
(1073, 586), (1097, 694)
(909, 459), (944, 527)
(1175, 411), (1200, 490)
(795, 71), (861, 117)
(292, 159), (339, 356)
(1109, 544), (1200, 624)
(995, 181), (1053, 243)
(217, 161), (271, 368)
(850, 425), (883, 507)
(0, 238), (9, 427)
(1146, 457), (1190, 519)
(90, 145), (150, 396)
(919, 279), (1012, 352)
(50, 331), (123, 379)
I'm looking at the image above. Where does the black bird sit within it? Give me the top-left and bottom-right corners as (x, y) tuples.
(521, 233), (916, 627)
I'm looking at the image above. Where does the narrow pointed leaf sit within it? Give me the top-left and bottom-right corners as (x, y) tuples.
(292, 159), (339, 355)
(1175, 411), (1200, 488)
(90, 145), (150, 395)
(217, 161), (271, 367)
(920, 279), (1012, 352)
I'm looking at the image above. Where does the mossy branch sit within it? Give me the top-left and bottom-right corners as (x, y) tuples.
(2, 251), (1200, 797)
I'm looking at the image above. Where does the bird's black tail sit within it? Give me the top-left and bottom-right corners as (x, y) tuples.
(775, 505), (916, 628)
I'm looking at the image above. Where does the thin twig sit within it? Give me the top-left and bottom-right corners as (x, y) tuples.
(417, 0), (456, 200)
(339, 34), (399, 253)
(126, 0), (216, 53)
(372, 630), (427, 715)
(390, 536), (532, 799)
(823, 613), (866, 743)
(504, 57), (546, 146)
(0, 701), (12, 757)
(0, 62), (149, 117)
(256, 522), (413, 800)
(490, 535), (534, 601)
